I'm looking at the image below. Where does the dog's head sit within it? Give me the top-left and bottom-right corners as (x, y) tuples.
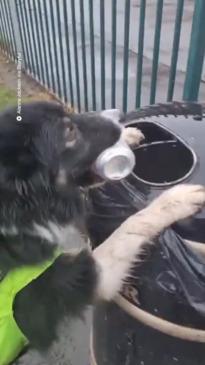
(0, 102), (121, 192)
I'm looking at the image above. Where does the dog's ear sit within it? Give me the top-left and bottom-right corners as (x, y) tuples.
(0, 120), (60, 188)
(0, 102), (75, 189)
(0, 121), (37, 185)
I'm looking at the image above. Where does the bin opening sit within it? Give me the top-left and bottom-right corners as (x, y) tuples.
(128, 121), (177, 143)
(127, 121), (197, 186)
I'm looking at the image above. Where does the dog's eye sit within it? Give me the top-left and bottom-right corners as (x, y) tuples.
(65, 123), (77, 147)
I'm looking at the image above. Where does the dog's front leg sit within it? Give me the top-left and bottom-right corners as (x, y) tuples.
(93, 184), (205, 301)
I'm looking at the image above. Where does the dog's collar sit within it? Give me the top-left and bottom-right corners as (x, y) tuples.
(0, 250), (61, 365)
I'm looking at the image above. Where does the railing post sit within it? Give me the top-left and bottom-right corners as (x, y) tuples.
(183, 0), (205, 101)
(9, 0), (25, 68)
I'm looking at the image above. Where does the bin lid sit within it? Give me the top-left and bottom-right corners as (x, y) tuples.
(123, 102), (205, 242)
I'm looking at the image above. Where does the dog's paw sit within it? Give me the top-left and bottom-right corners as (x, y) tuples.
(122, 127), (145, 146)
(152, 184), (205, 222)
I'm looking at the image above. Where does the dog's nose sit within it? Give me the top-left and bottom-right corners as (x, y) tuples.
(100, 109), (123, 126)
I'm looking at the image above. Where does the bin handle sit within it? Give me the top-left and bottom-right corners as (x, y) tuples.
(89, 293), (205, 365)
(115, 294), (205, 343)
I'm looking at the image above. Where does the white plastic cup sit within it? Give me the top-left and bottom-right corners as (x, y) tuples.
(92, 136), (135, 181)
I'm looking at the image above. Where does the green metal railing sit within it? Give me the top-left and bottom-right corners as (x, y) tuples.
(183, 0), (205, 101)
(0, 0), (205, 112)
(167, 0), (184, 102)
(0, 0), (17, 61)
(150, 0), (163, 105)
(135, 0), (146, 108)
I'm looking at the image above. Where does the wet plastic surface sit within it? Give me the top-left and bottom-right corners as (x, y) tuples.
(88, 103), (205, 365)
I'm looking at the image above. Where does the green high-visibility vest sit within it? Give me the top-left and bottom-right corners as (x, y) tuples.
(0, 252), (60, 365)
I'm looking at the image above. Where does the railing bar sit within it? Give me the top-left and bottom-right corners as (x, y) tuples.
(2, 0), (16, 60)
(42, 0), (56, 93)
(33, 0), (46, 85)
(80, 0), (88, 111)
(111, 0), (117, 108)
(167, 0), (184, 101)
(15, 0), (32, 73)
(27, 0), (41, 80)
(21, 0), (38, 77)
(135, 0), (146, 108)
(183, 0), (205, 101)
(8, 0), (18, 57)
(37, 0), (50, 89)
(150, 0), (164, 105)
(49, 0), (62, 99)
(122, 0), (131, 113)
(56, 0), (68, 103)
(63, 0), (74, 108)
(89, 0), (96, 110)
(100, 0), (105, 110)
(0, 4), (8, 55)
(71, 0), (81, 112)
(0, 2), (11, 57)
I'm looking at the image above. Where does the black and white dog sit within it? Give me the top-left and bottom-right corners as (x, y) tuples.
(0, 101), (204, 364)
